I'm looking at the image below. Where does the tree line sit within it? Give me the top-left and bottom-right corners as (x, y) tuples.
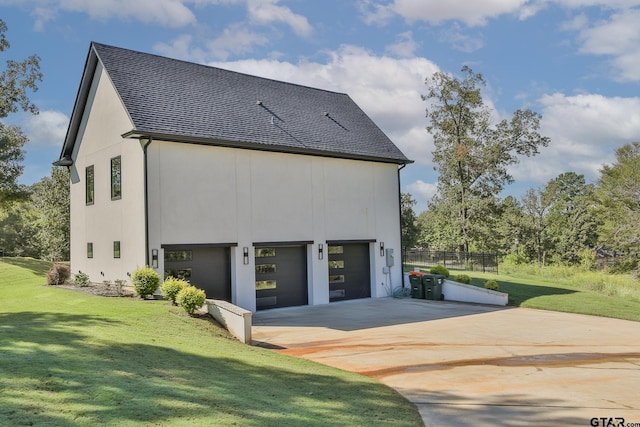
(0, 18), (69, 261)
(402, 67), (639, 272)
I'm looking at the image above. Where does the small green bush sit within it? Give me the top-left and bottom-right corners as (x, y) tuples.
(484, 279), (499, 291)
(74, 271), (90, 287)
(429, 265), (450, 278)
(176, 285), (206, 315)
(455, 274), (471, 284)
(131, 267), (160, 298)
(160, 277), (189, 305)
(46, 263), (70, 286)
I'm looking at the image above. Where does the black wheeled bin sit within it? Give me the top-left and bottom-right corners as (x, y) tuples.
(422, 274), (444, 301)
(409, 272), (425, 299)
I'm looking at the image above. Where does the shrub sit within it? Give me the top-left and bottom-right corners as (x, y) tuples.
(74, 271), (91, 287)
(455, 274), (471, 284)
(160, 277), (189, 305)
(484, 279), (499, 291)
(176, 285), (206, 315)
(429, 264), (450, 278)
(131, 267), (160, 298)
(114, 279), (127, 296)
(46, 264), (70, 286)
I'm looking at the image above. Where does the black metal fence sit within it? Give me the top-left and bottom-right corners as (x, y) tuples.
(404, 250), (499, 274)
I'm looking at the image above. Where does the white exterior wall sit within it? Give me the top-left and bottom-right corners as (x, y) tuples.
(147, 142), (402, 311)
(68, 63), (146, 284)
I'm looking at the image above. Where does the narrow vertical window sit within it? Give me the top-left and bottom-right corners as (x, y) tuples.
(86, 165), (94, 205)
(87, 242), (93, 258)
(111, 156), (121, 200)
(113, 241), (121, 259)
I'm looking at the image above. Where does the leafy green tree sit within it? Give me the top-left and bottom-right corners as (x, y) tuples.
(596, 142), (640, 255)
(520, 187), (553, 265)
(416, 197), (460, 251)
(0, 122), (29, 205)
(494, 195), (526, 255)
(31, 167), (70, 261)
(423, 66), (550, 252)
(545, 172), (598, 265)
(0, 18), (42, 205)
(400, 193), (419, 252)
(0, 194), (39, 257)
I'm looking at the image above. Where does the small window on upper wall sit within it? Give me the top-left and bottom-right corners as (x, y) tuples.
(87, 242), (93, 258)
(111, 156), (121, 200)
(113, 241), (121, 259)
(86, 165), (94, 205)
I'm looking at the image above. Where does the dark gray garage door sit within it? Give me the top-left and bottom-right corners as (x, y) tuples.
(255, 245), (308, 310)
(328, 243), (371, 302)
(163, 246), (231, 301)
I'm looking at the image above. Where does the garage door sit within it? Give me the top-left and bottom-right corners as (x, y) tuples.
(163, 246), (231, 301)
(255, 245), (308, 310)
(328, 243), (371, 302)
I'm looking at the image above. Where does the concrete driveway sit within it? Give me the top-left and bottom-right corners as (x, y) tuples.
(252, 298), (640, 427)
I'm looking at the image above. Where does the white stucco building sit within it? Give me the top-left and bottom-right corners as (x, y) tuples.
(55, 43), (412, 312)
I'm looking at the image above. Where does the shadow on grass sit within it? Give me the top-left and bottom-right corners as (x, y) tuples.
(1, 257), (52, 277)
(0, 311), (421, 426)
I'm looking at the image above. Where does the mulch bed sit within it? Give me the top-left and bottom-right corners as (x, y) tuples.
(53, 282), (136, 298)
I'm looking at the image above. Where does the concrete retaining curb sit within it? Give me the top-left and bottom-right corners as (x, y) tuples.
(206, 299), (252, 344)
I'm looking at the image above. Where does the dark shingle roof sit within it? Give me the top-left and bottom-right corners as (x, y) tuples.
(58, 42), (411, 164)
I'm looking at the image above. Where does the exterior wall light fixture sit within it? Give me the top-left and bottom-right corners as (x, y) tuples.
(380, 242), (385, 256)
(318, 243), (324, 260)
(151, 249), (159, 268)
(243, 247), (249, 265)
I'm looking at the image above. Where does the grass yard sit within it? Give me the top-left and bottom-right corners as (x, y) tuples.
(0, 257), (423, 427)
(406, 263), (640, 322)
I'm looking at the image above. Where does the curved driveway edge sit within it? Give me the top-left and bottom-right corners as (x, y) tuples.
(252, 298), (640, 427)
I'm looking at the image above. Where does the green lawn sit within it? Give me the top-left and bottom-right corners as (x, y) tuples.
(0, 257), (422, 427)
(406, 263), (640, 322)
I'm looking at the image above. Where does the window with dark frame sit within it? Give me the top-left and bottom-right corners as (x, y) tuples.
(86, 165), (94, 205)
(111, 156), (121, 200)
(87, 242), (93, 258)
(113, 241), (121, 258)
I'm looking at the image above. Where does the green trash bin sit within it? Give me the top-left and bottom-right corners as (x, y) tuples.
(422, 274), (444, 301)
(409, 273), (425, 299)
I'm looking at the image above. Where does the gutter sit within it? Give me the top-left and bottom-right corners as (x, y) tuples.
(142, 137), (153, 266)
(397, 163), (407, 287)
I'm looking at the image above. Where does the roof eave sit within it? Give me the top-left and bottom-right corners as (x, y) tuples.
(54, 43), (99, 165)
(122, 130), (413, 165)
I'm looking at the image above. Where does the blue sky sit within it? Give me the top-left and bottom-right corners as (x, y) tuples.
(1, 0), (639, 212)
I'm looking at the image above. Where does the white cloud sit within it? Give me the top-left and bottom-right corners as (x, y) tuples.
(12, 0), (199, 28)
(361, 0), (530, 26)
(209, 45), (440, 165)
(385, 31), (419, 58)
(23, 110), (69, 147)
(406, 179), (438, 210)
(438, 23), (484, 52)
(514, 92), (640, 184)
(156, 24), (270, 61)
(573, 8), (640, 81)
(247, 0), (312, 37)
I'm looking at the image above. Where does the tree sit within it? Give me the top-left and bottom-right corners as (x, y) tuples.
(596, 142), (640, 253)
(31, 167), (70, 261)
(520, 187), (553, 265)
(0, 18), (42, 204)
(544, 172), (598, 265)
(423, 66), (550, 252)
(0, 193), (39, 257)
(400, 193), (419, 252)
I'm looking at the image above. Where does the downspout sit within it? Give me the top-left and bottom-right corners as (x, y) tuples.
(143, 137), (153, 267)
(397, 163), (407, 288)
